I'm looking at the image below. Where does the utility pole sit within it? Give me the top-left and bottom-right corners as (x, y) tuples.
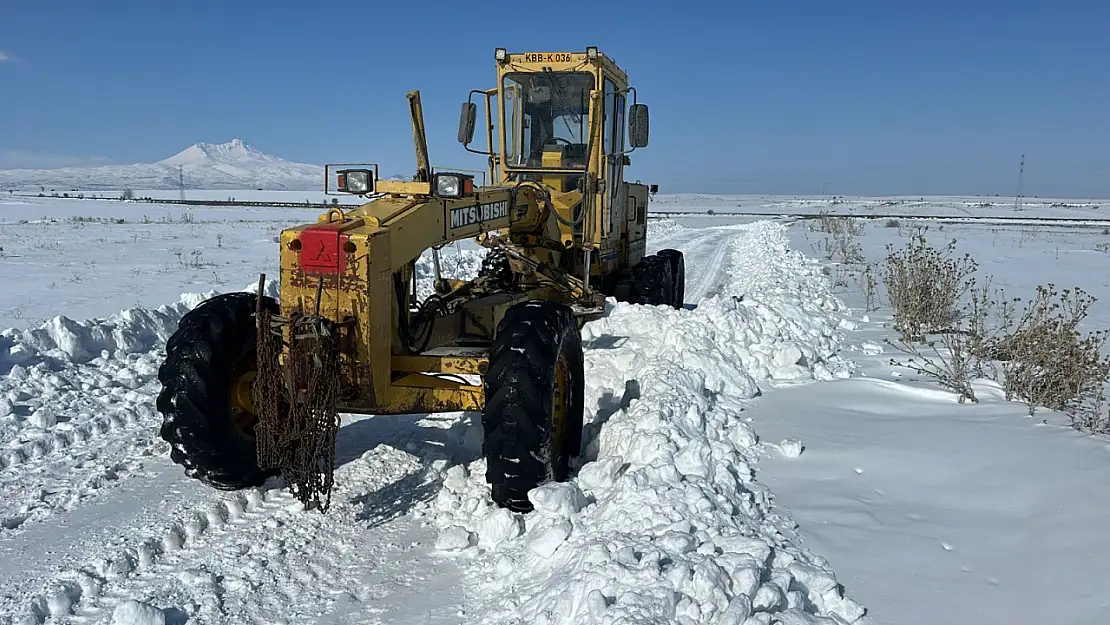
(178, 165), (186, 201)
(1015, 154), (1025, 211)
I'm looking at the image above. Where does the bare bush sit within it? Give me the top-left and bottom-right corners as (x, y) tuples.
(852, 263), (877, 312)
(807, 212), (866, 266)
(862, 264), (877, 311)
(807, 211), (864, 236)
(988, 285), (1110, 421)
(888, 283), (999, 403)
(1070, 392), (1109, 435)
(883, 218), (900, 228)
(880, 229), (978, 340)
(888, 275), (1110, 431)
(890, 330), (981, 403)
(814, 231), (865, 266)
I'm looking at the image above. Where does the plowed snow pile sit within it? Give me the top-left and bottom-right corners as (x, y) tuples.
(422, 222), (868, 624)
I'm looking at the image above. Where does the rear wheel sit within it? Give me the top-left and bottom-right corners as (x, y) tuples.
(156, 292), (279, 490)
(656, 249), (685, 308)
(482, 301), (584, 512)
(478, 247), (514, 290)
(626, 254), (674, 307)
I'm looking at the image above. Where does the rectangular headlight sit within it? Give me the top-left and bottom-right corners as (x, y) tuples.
(433, 172), (474, 198)
(338, 169), (373, 194)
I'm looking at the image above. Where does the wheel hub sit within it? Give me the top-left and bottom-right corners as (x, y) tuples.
(551, 356), (570, 454)
(229, 370), (259, 436)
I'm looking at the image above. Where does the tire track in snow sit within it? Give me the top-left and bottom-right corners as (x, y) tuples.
(683, 230), (735, 304)
(2, 413), (476, 625)
(0, 361), (167, 534)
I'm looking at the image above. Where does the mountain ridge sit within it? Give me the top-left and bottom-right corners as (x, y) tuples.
(0, 139), (322, 191)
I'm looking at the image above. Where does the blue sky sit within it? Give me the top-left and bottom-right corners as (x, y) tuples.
(1, 1), (1107, 197)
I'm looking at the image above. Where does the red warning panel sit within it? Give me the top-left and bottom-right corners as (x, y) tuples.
(297, 225), (348, 275)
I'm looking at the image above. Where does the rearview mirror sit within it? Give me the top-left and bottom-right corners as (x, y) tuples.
(458, 102), (477, 145)
(629, 103), (649, 148)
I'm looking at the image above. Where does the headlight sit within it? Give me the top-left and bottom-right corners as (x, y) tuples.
(337, 169), (373, 194)
(433, 172), (474, 198)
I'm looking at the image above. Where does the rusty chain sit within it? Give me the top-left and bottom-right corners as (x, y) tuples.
(255, 305), (343, 513)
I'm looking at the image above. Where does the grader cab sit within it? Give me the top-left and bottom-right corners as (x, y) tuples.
(156, 47), (685, 513)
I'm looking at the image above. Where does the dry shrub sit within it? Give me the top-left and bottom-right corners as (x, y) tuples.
(815, 233), (865, 266)
(987, 285), (1110, 423)
(807, 211), (864, 236)
(881, 229), (977, 340)
(888, 282), (997, 403)
(857, 263), (877, 312)
(808, 212), (865, 266)
(888, 276), (1110, 431)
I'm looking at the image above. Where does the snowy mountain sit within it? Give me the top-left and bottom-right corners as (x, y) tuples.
(0, 139), (322, 191)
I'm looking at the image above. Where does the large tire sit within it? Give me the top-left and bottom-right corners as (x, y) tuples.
(627, 254), (674, 307)
(478, 247), (514, 290)
(482, 300), (585, 512)
(156, 292), (279, 490)
(656, 249), (685, 308)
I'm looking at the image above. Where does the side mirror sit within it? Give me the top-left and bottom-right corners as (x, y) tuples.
(457, 102), (477, 145)
(629, 103), (649, 148)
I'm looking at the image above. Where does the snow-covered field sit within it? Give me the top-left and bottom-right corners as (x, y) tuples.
(649, 193), (1110, 221)
(1, 195), (1110, 624)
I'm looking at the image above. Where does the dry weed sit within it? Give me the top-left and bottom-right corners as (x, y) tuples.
(881, 228), (977, 340)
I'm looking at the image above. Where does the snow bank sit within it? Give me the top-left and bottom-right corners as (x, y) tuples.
(647, 217), (685, 241)
(420, 221), (866, 624)
(0, 279), (283, 373)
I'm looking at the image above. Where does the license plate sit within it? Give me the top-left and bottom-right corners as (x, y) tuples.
(520, 52), (575, 63)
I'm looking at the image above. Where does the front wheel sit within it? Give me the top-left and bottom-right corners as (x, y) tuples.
(482, 301), (585, 512)
(156, 292), (279, 490)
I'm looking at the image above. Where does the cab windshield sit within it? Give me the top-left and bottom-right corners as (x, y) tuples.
(502, 71), (594, 169)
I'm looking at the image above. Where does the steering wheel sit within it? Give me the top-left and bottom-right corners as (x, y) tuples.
(543, 137), (573, 146)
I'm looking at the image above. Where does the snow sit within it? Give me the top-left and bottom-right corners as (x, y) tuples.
(2, 194), (1110, 625)
(649, 193), (1110, 222)
(111, 600), (165, 625)
(417, 221), (863, 624)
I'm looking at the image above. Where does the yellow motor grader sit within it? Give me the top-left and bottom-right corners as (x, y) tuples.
(156, 47), (685, 513)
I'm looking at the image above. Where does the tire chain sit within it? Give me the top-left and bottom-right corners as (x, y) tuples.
(254, 308), (342, 512)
